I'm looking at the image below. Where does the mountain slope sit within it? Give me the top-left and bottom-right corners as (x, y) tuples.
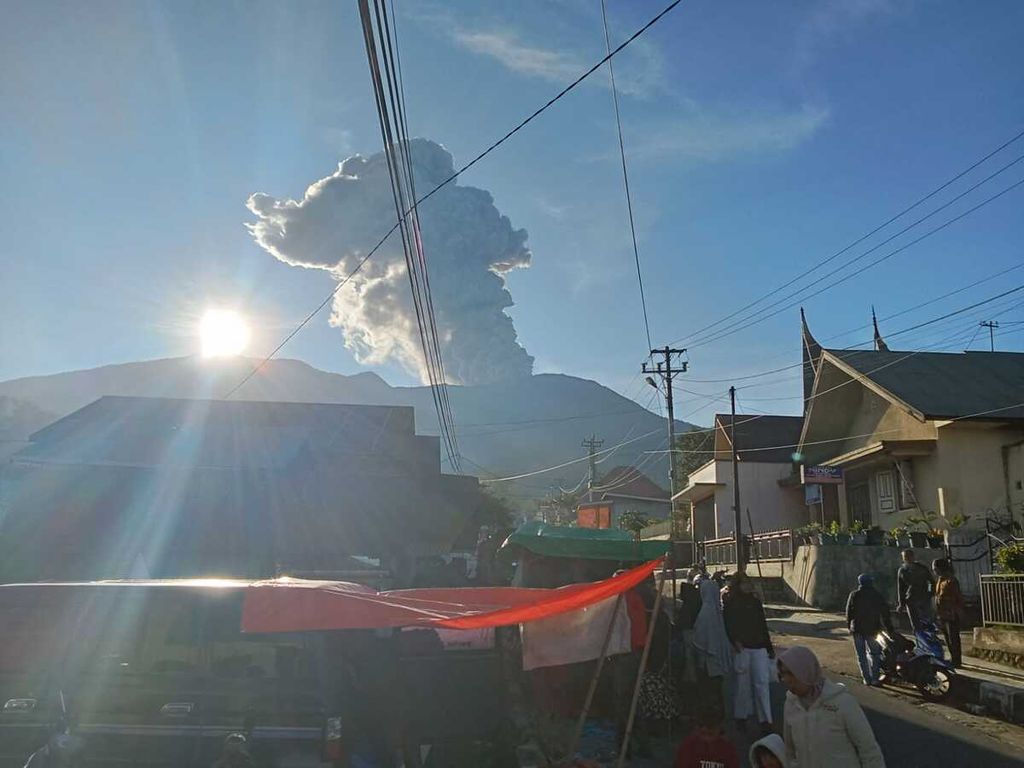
(0, 357), (693, 499)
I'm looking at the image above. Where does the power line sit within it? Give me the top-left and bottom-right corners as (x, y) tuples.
(600, 0), (652, 353)
(222, 0), (684, 400)
(684, 163), (1024, 349)
(671, 127), (1024, 347)
(360, 0), (460, 471)
(482, 427), (663, 483)
(680, 261), (1024, 384)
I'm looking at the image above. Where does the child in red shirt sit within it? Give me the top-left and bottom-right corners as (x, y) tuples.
(674, 707), (740, 768)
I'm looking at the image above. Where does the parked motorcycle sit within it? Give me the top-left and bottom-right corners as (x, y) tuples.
(876, 626), (955, 701)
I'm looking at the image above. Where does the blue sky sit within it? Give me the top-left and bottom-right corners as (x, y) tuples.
(2, 0), (1023, 426)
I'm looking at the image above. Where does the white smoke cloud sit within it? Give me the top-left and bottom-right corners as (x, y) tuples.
(247, 139), (534, 385)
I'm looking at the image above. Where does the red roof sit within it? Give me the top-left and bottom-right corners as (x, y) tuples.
(595, 466), (670, 500)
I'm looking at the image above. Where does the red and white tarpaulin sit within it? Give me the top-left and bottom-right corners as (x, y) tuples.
(520, 594), (632, 670)
(241, 557), (662, 633)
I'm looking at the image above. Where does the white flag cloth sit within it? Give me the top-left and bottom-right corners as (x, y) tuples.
(520, 594), (632, 671)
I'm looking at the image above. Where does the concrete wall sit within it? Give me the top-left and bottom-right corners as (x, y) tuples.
(930, 423), (1024, 519)
(709, 460), (807, 538)
(781, 544), (938, 610)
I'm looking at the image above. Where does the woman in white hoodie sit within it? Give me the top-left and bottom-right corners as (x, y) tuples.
(776, 646), (885, 768)
(749, 733), (787, 767)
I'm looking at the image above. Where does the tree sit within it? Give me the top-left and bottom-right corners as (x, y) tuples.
(618, 509), (653, 542)
(541, 488), (581, 527)
(474, 486), (516, 530)
(671, 428), (714, 538)
(674, 427), (714, 486)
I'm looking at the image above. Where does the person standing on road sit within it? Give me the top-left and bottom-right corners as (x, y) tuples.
(933, 558), (965, 667)
(723, 572), (774, 735)
(692, 570), (733, 717)
(777, 645), (885, 768)
(674, 569), (703, 685)
(845, 574), (894, 686)
(896, 550), (935, 632)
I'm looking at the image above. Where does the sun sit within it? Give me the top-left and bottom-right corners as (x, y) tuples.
(200, 309), (251, 358)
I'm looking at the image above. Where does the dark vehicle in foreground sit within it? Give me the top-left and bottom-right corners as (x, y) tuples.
(0, 581), (511, 767)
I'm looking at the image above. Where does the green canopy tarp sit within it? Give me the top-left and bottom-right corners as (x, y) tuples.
(499, 520), (670, 562)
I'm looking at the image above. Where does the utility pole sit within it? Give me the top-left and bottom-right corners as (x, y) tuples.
(642, 347), (690, 561)
(582, 434), (604, 503)
(981, 320), (999, 352)
(729, 386), (744, 572)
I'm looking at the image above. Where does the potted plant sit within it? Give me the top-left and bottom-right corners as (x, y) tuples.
(802, 522), (823, 545)
(849, 519), (867, 545)
(889, 526), (908, 548)
(794, 524), (814, 546)
(948, 513), (971, 530)
(905, 513), (934, 548)
(829, 519), (850, 545)
(865, 524), (885, 546)
(926, 527), (946, 549)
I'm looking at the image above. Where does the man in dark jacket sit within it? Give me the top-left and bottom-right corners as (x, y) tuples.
(723, 573), (774, 733)
(897, 549), (936, 631)
(846, 573), (894, 685)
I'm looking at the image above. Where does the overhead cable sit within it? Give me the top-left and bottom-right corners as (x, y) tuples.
(223, 0), (684, 399)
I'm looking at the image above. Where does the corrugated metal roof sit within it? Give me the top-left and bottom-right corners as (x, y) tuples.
(715, 414), (803, 463)
(21, 396), (421, 469)
(826, 349), (1024, 420)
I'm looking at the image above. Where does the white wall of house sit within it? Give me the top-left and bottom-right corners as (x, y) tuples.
(701, 460), (807, 538)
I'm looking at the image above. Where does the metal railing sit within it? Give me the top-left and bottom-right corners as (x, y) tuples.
(980, 573), (1024, 627)
(702, 528), (794, 567)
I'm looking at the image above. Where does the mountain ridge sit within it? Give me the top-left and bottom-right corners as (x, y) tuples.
(0, 356), (695, 500)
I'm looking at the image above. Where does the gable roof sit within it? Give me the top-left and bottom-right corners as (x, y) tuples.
(824, 349), (1024, 421)
(715, 414), (804, 463)
(595, 465), (670, 500)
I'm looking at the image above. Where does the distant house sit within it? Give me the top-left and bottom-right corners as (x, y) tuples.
(0, 396), (478, 584)
(674, 415), (807, 541)
(798, 345), (1024, 529)
(576, 465), (671, 528)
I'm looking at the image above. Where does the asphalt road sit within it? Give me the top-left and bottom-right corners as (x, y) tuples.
(764, 612), (1024, 767)
(794, 673), (1024, 768)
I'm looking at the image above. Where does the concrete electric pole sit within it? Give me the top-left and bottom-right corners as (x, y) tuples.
(642, 347), (691, 561)
(582, 434), (604, 503)
(980, 320), (999, 352)
(730, 386), (744, 572)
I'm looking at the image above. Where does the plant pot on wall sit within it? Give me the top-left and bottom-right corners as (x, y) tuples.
(909, 531), (928, 548)
(851, 533), (867, 545)
(818, 533), (836, 545)
(865, 528), (885, 546)
(835, 533), (852, 545)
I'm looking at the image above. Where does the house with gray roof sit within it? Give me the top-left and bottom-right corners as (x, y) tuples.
(674, 413), (808, 541)
(798, 333), (1024, 532)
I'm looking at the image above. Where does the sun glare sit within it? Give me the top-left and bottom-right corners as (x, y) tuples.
(200, 309), (250, 358)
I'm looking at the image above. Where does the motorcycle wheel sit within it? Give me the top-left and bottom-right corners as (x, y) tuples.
(916, 667), (953, 701)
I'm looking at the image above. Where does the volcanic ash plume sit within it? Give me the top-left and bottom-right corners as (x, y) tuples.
(246, 139), (534, 385)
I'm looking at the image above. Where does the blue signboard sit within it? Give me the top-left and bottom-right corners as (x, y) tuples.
(804, 484), (823, 506)
(802, 465), (843, 484)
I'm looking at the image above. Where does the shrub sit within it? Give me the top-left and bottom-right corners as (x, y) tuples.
(994, 543), (1024, 574)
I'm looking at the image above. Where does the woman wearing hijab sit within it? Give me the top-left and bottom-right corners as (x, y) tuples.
(777, 646), (885, 768)
(691, 571), (733, 714)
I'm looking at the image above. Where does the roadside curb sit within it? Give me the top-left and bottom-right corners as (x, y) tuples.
(767, 607), (1024, 725)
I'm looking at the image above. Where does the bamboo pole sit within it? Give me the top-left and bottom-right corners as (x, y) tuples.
(566, 593), (625, 760)
(616, 569), (665, 768)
